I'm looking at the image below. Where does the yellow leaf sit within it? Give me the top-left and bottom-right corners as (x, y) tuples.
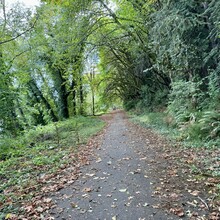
(5, 214), (12, 220)
(5, 214), (16, 219)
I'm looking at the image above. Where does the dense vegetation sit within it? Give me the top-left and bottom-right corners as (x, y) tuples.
(0, 0), (219, 217)
(0, 0), (219, 146)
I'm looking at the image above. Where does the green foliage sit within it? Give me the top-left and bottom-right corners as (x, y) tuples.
(199, 111), (220, 139)
(130, 111), (179, 139)
(168, 80), (202, 124)
(135, 85), (169, 111)
(167, 74), (220, 142)
(0, 116), (105, 214)
(124, 99), (137, 111)
(206, 72), (220, 109)
(0, 116), (105, 161)
(146, 0), (220, 144)
(1, 0), (219, 147)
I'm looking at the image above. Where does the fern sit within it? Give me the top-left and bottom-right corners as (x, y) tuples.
(199, 111), (220, 139)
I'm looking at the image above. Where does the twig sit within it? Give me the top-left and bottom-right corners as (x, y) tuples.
(75, 122), (80, 144)
(0, 15), (38, 45)
(55, 122), (60, 147)
(211, 195), (216, 203)
(198, 196), (209, 210)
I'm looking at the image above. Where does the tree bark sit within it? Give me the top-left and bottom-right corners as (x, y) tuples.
(79, 76), (84, 115)
(28, 80), (58, 122)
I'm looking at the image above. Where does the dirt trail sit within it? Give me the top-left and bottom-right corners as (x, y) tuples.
(48, 111), (178, 220)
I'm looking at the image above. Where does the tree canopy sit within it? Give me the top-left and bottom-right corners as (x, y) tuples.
(0, 0), (219, 140)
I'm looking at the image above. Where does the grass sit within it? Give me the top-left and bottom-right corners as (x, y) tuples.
(0, 116), (105, 216)
(130, 110), (220, 175)
(130, 111), (220, 148)
(129, 111), (179, 139)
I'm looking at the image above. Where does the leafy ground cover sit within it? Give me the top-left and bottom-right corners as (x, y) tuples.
(130, 111), (220, 177)
(130, 111), (220, 219)
(0, 116), (105, 219)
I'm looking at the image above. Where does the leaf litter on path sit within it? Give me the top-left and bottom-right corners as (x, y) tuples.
(16, 110), (219, 220)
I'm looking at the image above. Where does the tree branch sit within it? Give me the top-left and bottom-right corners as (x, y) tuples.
(0, 16), (38, 45)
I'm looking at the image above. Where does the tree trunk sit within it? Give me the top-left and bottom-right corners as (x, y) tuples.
(79, 76), (84, 115)
(73, 89), (77, 115)
(53, 68), (69, 120)
(29, 80), (58, 122)
(92, 89), (95, 116)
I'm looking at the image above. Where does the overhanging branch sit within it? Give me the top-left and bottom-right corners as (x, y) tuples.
(0, 16), (38, 45)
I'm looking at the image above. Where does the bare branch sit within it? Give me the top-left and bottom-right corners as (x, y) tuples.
(0, 16), (38, 45)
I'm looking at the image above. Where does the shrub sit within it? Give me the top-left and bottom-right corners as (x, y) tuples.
(124, 99), (137, 111)
(167, 74), (220, 142)
(199, 110), (220, 139)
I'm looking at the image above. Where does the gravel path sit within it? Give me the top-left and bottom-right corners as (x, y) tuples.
(49, 111), (178, 220)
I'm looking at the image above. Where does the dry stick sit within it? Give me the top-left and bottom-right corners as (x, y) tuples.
(55, 123), (60, 147)
(198, 196), (209, 210)
(75, 122), (80, 144)
(211, 195), (216, 203)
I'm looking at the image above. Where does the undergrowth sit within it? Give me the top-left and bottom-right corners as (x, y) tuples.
(0, 116), (105, 216)
(130, 111), (220, 178)
(130, 111), (179, 139)
(130, 111), (219, 148)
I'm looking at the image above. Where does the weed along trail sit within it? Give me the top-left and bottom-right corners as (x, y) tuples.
(47, 111), (178, 220)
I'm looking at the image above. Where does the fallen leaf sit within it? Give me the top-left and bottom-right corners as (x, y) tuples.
(82, 187), (92, 192)
(24, 205), (34, 213)
(187, 201), (197, 207)
(82, 194), (89, 198)
(209, 212), (220, 220)
(152, 204), (160, 209)
(86, 173), (95, 177)
(190, 190), (200, 196)
(71, 202), (78, 208)
(43, 198), (52, 203)
(134, 169), (141, 174)
(169, 193), (179, 199)
(80, 209), (86, 214)
(5, 214), (17, 219)
(170, 207), (185, 217)
(112, 216), (117, 220)
(36, 206), (44, 213)
(140, 157), (147, 160)
(119, 189), (127, 192)
(96, 158), (102, 163)
(123, 157), (130, 160)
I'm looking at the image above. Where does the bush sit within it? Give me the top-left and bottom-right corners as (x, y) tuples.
(167, 75), (220, 142)
(138, 85), (169, 110)
(168, 80), (201, 123)
(124, 99), (137, 111)
(199, 110), (220, 139)
(0, 116), (105, 161)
